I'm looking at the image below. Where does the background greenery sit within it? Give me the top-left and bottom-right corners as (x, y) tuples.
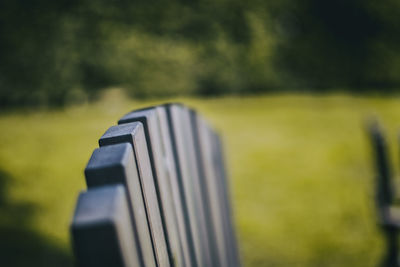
(0, 90), (399, 266)
(2, 0), (400, 266)
(1, 0), (400, 108)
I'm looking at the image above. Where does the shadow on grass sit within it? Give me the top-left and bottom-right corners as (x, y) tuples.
(0, 169), (73, 267)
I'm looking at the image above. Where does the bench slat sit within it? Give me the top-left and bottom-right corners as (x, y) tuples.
(70, 103), (241, 267)
(71, 185), (143, 267)
(190, 111), (230, 267)
(212, 132), (241, 267)
(165, 104), (212, 267)
(84, 143), (157, 267)
(99, 123), (170, 267)
(118, 107), (187, 267)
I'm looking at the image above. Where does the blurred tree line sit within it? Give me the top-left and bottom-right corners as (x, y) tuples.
(1, 0), (400, 108)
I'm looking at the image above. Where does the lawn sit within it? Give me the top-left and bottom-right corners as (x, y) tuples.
(0, 90), (399, 266)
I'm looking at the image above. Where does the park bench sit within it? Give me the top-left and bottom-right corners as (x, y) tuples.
(70, 103), (241, 267)
(368, 121), (400, 267)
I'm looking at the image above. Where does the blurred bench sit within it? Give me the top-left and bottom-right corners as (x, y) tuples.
(367, 121), (400, 267)
(70, 103), (241, 267)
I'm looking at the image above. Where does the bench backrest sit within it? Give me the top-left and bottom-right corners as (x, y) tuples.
(367, 121), (399, 267)
(70, 103), (241, 267)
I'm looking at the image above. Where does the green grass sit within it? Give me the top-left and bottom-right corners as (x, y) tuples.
(1, 90), (400, 266)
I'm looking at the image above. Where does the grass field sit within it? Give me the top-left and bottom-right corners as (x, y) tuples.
(1, 90), (400, 266)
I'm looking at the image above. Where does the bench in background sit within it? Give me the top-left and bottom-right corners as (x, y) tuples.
(70, 103), (241, 267)
(367, 121), (400, 267)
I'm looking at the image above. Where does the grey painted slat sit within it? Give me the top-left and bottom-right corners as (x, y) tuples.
(164, 104), (212, 267)
(190, 111), (229, 267)
(211, 131), (241, 267)
(98, 122), (170, 267)
(164, 104), (201, 267)
(118, 108), (188, 267)
(84, 143), (156, 267)
(71, 185), (143, 267)
(179, 106), (214, 266)
(155, 106), (197, 267)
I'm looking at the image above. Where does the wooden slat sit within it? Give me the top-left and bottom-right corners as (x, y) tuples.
(190, 111), (229, 267)
(164, 104), (212, 267)
(84, 143), (156, 267)
(180, 106), (214, 266)
(118, 108), (188, 267)
(71, 103), (241, 267)
(98, 123), (170, 267)
(71, 185), (143, 267)
(156, 106), (198, 267)
(211, 131), (241, 267)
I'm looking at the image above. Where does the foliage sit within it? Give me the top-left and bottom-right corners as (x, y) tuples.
(1, 1), (400, 108)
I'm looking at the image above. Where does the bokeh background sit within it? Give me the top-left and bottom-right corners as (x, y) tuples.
(1, 0), (400, 266)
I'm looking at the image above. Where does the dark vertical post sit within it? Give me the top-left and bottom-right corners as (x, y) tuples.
(368, 122), (399, 267)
